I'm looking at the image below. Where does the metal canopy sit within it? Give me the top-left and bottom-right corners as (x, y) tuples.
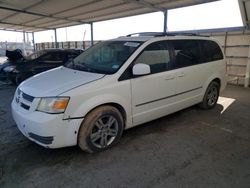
(239, 0), (250, 29)
(0, 0), (218, 32)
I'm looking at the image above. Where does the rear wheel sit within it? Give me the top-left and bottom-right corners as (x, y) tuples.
(199, 81), (220, 109)
(78, 106), (124, 153)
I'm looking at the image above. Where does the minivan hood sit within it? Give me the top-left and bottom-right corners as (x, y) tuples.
(19, 66), (105, 97)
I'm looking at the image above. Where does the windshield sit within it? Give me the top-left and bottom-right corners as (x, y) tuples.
(26, 50), (47, 60)
(66, 41), (143, 74)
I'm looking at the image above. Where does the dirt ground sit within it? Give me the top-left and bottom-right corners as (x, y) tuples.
(0, 82), (250, 188)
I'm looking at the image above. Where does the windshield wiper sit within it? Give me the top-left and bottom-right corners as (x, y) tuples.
(73, 62), (100, 73)
(64, 59), (76, 68)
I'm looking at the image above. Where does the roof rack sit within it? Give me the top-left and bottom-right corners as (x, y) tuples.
(126, 32), (171, 37)
(126, 32), (209, 37)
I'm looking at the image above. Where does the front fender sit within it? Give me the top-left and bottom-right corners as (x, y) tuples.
(64, 93), (132, 128)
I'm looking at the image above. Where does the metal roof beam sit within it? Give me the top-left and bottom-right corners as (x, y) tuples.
(0, 28), (25, 32)
(0, 0), (45, 22)
(122, 0), (219, 13)
(4, 1), (104, 28)
(22, 1), (121, 26)
(66, 2), (126, 20)
(0, 0), (221, 32)
(21, 2), (124, 27)
(0, 20), (52, 31)
(52, 0), (103, 17)
(18, 1), (103, 26)
(0, 5), (86, 25)
(125, 0), (219, 12)
(79, 6), (151, 22)
(122, 0), (165, 12)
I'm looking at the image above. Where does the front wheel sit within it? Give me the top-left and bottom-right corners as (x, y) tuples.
(78, 106), (124, 153)
(199, 81), (220, 109)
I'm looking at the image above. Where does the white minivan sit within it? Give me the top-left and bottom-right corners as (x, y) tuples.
(12, 33), (227, 153)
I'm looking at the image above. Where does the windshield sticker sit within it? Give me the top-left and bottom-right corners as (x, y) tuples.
(112, 65), (119, 69)
(124, 42), (140, 47)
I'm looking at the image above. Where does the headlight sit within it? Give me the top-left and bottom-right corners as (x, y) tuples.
(3, 65), (16, 72)
(37, 97), (70, 114)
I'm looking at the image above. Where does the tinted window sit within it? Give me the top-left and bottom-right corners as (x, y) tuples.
(39, 52), (64, 62)
(26, 50), (47, 60)
(71, 41), (142, 74)
(134, 41), (170, 74)
(172, 40), (201, 68)
(200, 40), (223, 62)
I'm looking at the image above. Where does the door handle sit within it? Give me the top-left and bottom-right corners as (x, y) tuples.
(177, 73), (185, 77)
(165, 75), (175, 80)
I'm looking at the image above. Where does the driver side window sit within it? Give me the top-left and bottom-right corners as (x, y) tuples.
(134, 41), (170, 74)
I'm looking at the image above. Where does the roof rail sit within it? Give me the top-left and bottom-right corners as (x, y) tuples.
(169, 32), (209, 37)
(126, 32), (172, 37)
(126, 32), (209, 37)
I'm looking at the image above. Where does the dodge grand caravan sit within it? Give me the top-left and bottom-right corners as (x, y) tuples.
(12, 32), (227, 153)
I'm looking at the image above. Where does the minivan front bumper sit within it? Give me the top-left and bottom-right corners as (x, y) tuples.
(11, 101), (83, 148)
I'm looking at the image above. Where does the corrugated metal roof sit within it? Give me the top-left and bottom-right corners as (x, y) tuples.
(0, 0), (218, 32)
(239, 0), (250, 29)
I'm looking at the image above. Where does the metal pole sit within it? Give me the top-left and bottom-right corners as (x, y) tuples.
(163, 10), (168, 33)
(224, 32), (228, 76)
(23, 31), (26, 55)
(90, 22), (94, 46)
(65, 27), (68, 41)
(244, 45), (250, 87)
(54, 29), (58, 48)
(32, 32), (36, 52)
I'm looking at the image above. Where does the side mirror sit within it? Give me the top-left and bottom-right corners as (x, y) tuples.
(132, 63), (151, 76)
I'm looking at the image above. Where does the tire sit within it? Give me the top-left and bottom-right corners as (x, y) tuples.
(199, 81), (220, 109)
(78, 106), (124, 153)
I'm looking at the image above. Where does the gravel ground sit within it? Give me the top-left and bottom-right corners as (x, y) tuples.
(0, 83), (250, 188)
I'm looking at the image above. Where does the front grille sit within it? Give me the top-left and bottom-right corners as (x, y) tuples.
(22, 92), (34, 102)
(16, 89), (34, 111)
(21, 103), (30, 110)
(29, 133), (54, 145)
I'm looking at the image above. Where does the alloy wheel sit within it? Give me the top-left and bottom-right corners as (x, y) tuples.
(90, 115), (119, 149)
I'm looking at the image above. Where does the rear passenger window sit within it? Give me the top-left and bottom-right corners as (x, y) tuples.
(172, 40), (201, 68)
(200, 40), (223, 62)
(134, 41), (170, 74)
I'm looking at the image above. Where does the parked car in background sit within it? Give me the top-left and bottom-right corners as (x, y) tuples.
(12, 32), (227, 153)
(3, 48), (83, 85)
(0, 49), (24, 81)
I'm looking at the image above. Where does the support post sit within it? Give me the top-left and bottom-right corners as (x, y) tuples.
(22, 31), (26, 56)
(163, 10), (168, 33)
(32, 32), (36, 52)
(224, 32), (228, 76)
(244, 45), (250, 87)
(54, 29), (58, 48)
(90, 22), (94, 46)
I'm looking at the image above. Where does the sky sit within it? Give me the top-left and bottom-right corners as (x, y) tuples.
(0, 0), (244, 43)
